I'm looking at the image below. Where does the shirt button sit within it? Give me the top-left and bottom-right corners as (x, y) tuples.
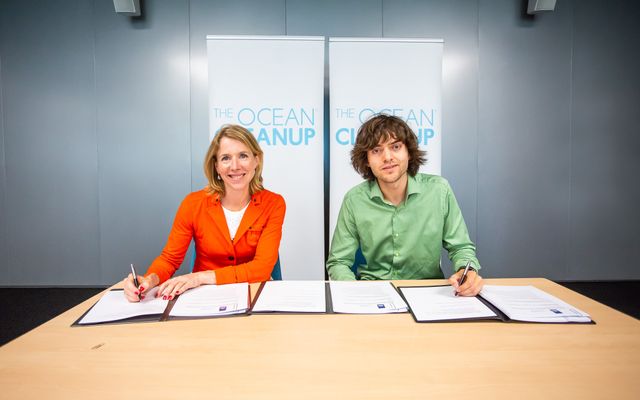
(395, 233), (399, 237)
(228, 256), (234, 261)
(395, 252), (399, 257)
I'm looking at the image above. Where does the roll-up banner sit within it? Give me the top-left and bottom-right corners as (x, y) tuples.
(328, 37), (443, 237)
(207, 36), (325, 280)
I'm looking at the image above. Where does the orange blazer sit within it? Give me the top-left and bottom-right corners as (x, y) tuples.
(146, 189), (286, 285)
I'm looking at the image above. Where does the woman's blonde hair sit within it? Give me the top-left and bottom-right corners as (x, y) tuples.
(204, 124), (264, 196)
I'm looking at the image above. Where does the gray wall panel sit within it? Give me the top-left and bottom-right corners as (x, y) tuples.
(189, 0), (286, 191)
(477, 0), (573, 279)
(0, 0), (638, 285)
(286, 0), (382, 36)
(383, 0), (479, 258)
(94, 0), (191, 284)
(570, 1), (640, 279)
(0, 33), (6, 283)
(1, 0), (99, 285)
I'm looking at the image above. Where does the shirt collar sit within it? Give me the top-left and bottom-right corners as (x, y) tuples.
(367, 180), (385, 201)
(368, 174), (421, 202)
(209, 190), (263, 207)
(406, 174), (422, 197)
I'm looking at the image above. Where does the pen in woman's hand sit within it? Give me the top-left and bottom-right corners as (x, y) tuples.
(130, 263), (141, 300)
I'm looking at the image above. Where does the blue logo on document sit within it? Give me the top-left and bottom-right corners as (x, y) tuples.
(550, 309), (562, 314)
(219, 306), (227, 312)
(377, 304), (386, 309)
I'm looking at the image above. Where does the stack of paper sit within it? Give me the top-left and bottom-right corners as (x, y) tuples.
(398, 285), (497, 322)
(251, 280), (326, 313)
(77, 287), (168, 325)
(329, 281), (408, 314)
(479, 285), (591, 323)
(169, 283), (249, 317)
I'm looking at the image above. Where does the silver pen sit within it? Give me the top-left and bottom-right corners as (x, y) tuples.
(455, 260), (472, 297)
(130, 263), (141, 300)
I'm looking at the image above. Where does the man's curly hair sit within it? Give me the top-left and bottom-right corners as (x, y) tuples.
(350, 114), (427, 180)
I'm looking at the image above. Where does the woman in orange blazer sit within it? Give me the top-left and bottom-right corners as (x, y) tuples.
(123, 125), (286, 302)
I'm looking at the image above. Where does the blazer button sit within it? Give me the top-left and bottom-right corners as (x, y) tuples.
(228, 256), (234, 261)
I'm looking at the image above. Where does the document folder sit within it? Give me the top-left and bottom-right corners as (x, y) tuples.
(250, 280), (408, 314)
(73, 283), (250, 326)
(397, 285), (593, 324)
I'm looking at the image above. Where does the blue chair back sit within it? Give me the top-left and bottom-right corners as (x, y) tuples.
(190, 249), (282, 281)
(351, 247), (367, 279)
(271, 256), (282, 280)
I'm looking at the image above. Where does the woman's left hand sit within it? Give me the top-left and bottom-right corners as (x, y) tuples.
(156, 271), (216, 300)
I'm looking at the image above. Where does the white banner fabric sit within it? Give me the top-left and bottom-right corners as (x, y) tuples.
(328, 38), (443, 238)
(207, 36), (325, 280)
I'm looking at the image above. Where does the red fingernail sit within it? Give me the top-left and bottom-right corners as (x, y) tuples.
(175, 291), (180, 294)
(139, 286), (145, 292)
(168, 295), (173, 300)
(134, 291), (139, 295)
(140, 294), (145, 299)
(163, 296), (167, 300)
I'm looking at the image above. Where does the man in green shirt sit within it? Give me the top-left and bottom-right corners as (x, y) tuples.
(326, 114), (483, 296)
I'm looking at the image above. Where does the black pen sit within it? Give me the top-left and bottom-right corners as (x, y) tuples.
(130, 263), (141, 300)
(455, 261), (472, 297)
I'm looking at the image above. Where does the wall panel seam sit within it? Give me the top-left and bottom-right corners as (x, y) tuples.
(567, 0), (575, 280)
(188, 0), (193, 192)
(0, 42), (7, 277)
(381, 0), (384, 37)
(475, 0), (481, 255)
(91, 0), (102, 284)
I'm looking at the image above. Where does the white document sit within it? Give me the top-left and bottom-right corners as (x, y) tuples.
(480, 285), (592, 323)
(78, 287), (168, 325)
(399, 286), (497, 322)
(330, 281), (408, 314)
(169, 283), (249, 317)
(252, 280), (326, 313)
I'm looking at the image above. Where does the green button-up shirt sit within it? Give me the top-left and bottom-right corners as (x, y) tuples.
(327, 173), (480, 280)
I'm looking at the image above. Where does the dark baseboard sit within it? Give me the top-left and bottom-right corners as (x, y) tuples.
(0, 288), (104, 346)
(556, 280), (639, 320)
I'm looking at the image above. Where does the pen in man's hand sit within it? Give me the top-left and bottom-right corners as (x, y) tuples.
(455, 261), (472, 297)
(130, 263), (141, 300)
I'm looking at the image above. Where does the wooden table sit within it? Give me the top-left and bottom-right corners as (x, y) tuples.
(1, 278), (638, 399)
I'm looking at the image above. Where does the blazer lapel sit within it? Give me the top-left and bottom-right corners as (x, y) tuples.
(206, 193), (234, 246)
(233, 193), (264, 243)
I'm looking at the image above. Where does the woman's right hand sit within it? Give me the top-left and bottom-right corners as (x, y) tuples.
(123, 273), (159, 303)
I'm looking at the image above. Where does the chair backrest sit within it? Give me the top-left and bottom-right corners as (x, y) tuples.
(351, 247), (366, 279)
(271, 255), (282, 281)
(190, 249), (282, 281)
